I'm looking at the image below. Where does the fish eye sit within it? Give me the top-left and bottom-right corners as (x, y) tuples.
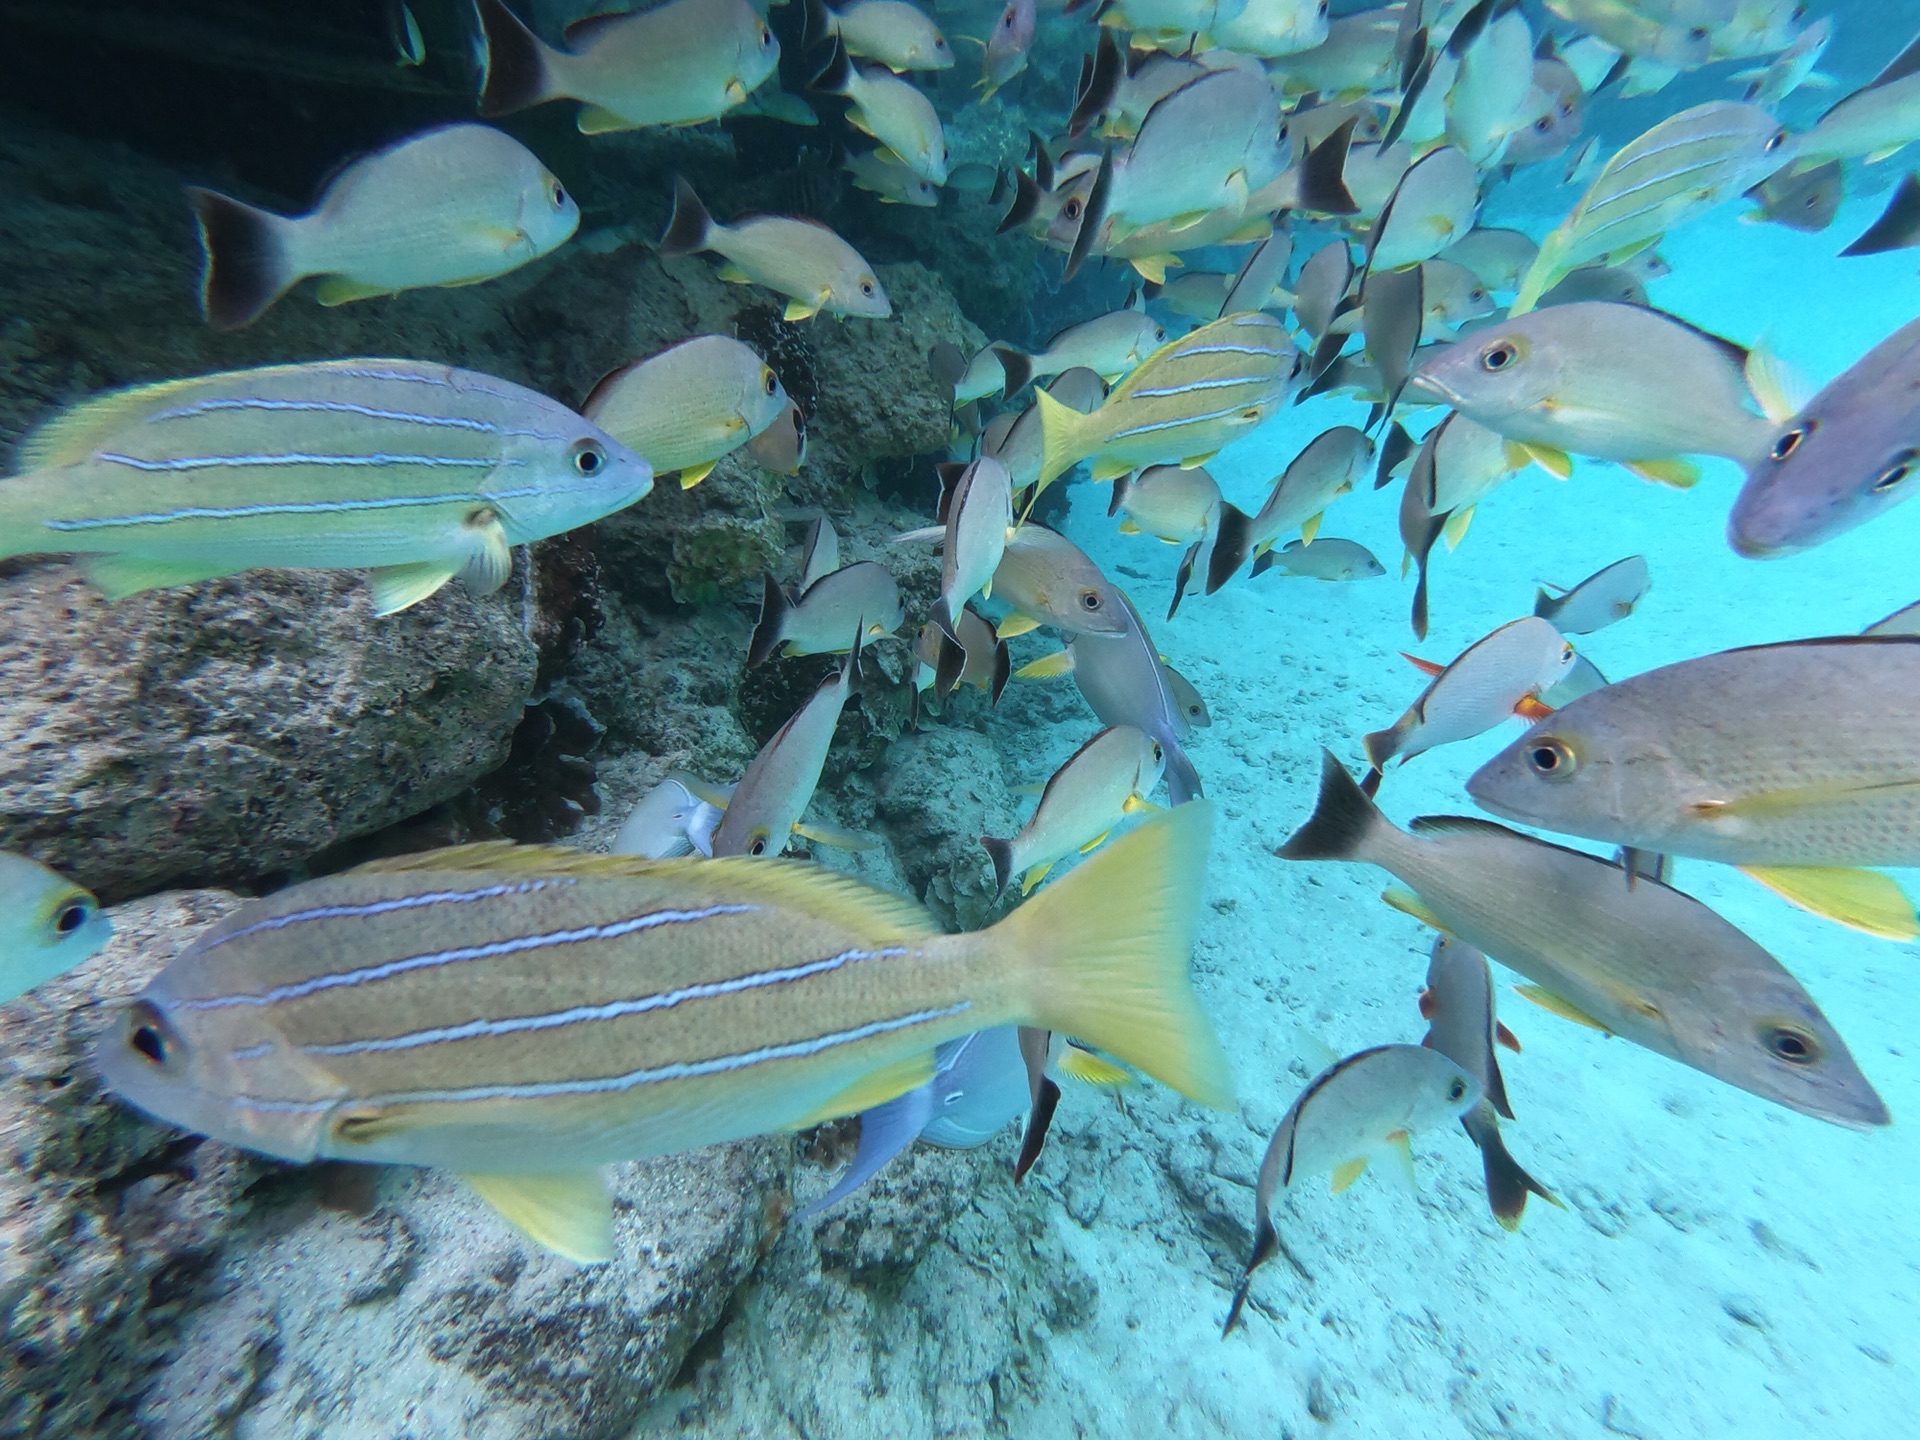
(1447, 1077), (1468, 1102)
(127, 1001), (174, 1067)
(1687, 25), (1708, 41)
(1064, 198), (1083, 221)
(763, 368), (779, 396)
(1002, 11), (1014, 26)
(1765, 129), (1788, 154)
(549, 180), (567, 208)
(1770, 424), (1809, 460)
(749, 835), (770, 856)
(1525, 737), (1576, 779)
(52, 898), (92, 935)
(1763, 1024), (1820, 1065)
(861, 280), (876, 297)
(572, 441), (606, 475)
(1079, 589), (1103, 610)
(1470, 288), (1488, 304)
(1480, 341), (1519, 371)
(1534, 115), (1553, 134)
(759, 23), (773, 46)
(1870, 450), (1917, 493)
(1559, 642), (1575, 663)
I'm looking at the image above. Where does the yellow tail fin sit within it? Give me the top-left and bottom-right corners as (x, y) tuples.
(1033, 385), (1088, 490)
(991, 800), (1234, 1109)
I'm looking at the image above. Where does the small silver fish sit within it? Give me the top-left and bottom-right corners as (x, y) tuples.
(186, 124), (579, 330)
(748, 561), (904, 665)
(1368, 145), (1482, 273)
(1261, 536), (1385, 582)
(1111, 463), (1222, 544)
(976, 0), (1035, 100)
(1794, 30), (1920, 167)
(661, 179), (890, 322)
(844, 149), (940, 206)
(1210, 426), (1372, 592)
(580, 334), (788, 489)
(1744, 160), (1841, 232)
(806, 0), (953, 73)
(1533, 555), (1650, 633)
(712, 643), (859, 858)
(982, 726), (1165, 895)
(814, 39), (950, 184)
(611, 775), (726, 860)
(989, 523), (1128, 636)
(930, 456), (1014, 641)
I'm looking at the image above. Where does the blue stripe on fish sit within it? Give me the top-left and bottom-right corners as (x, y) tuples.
(91, 451), (509, 475)
(44, 482), (552, 531)
(1111, 402), (1264, 441)
(1167, 343), (1293, 359)
(201, 880), (577, 952)
(240, 1001), (979, 1112)
(300, 945), (919, 1056)
(148, 397), (572, 442)
(183, 903), (762, 1010)
(1129, 376), (1278, 399)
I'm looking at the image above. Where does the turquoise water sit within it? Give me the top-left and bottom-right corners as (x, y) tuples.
(3, 2), (1920, 1437)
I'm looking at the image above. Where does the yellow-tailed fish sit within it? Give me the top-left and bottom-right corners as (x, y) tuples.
(1467, 637), (1920, 936)
(186, 124), (578, 331)
(1034, 313), (1301, 488)
(1222, 1042), (1479, 1335)
(660, 178), (890, 322)
(843, 149), (940, 206)
(748, 560), (904, 665)
(993, 300), (1167, 392)
(1729, 315), (1920, 557)
(1408, 301), (1777, 483)
(1267, 4), (1402, 96)
(1794, 29), (1920, 167)
(1419, 937), (1557, 1232)
(1368, 145), (1481, 273)
(984, 368), (1108, 499)
(476, 0), (779, 133)
(1532, 555), (1649, 634)
(805, 0), (953, 72)
(813, 39), (949, 184)
(1513, 101), (1792, 313)
(914, 608), (1010, 704)
(712, 643), (861, 859)
(1110, 463), (1222, 544)
(1363, 617), (1574, 780)
(799, 515), (841, 592)
(1278, 750), (1891, 1130)
(748, 400), (808, 475)
(0, 853), (110, 1004)
(0, 360), (652, 616)
(982, 726), (1166, 896)
(989, 522), (1127, 636)
(612, 775), (727, 860)
(1209, 424), (1371, 593)
(580, 335), (787, 489)
(1543, 0), (1714, 71)
(96, 802), (1234, 1263)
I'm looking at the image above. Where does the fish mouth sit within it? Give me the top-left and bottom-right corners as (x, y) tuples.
(1404, 371), (1458, 405)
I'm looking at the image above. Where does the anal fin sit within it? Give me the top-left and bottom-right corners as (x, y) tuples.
(787, 1051), (937, 1130)
(461, 1170), (614, 1264)
(368, 561), (458, 616)
(81, 552), (237, 601)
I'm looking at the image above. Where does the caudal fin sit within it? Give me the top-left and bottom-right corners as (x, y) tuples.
(184, 187), (295, 331)
(748, 573), (792, 666)
(1032, 386), (1086, 490)
(991, 799), (1232, 1108)
(1206, 502), (1254, 595)
(476, 0), (554, 117)
(981, 833), (1018, 898)
(1275, 749), (1383, 861)
(1475, 1121), (1560, 1231)
(660, 177), (715, 258)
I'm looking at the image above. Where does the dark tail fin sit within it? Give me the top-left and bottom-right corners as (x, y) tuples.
(476, 0), (552, 117)
(1410, 512), (1444, 641)
(803, 0), (835, 49)
(748, 573), (792, 667)
(927, 341), (967, 394)
(1013, 1075), (1061, 1182)
(1169, 541), (1198, 620)
(1472, 1117), (1559, 1231)
(1375, 420), (1415, 491)
(1298, 117), (1359, 216)
(1206, 503), (1253, 595)
(929, 593), (961, 646)
(1068, 30), (1122, 138)
(982, 834), (1017, 898)
(1361, 726), (1398, 772)
(999, 168), (1041, 233)
(934, 627), (967, 698)
(812, 36), (854, 95)
(1163, 740), (1203, 805)
(1532, 586), (1556, 620)
(992, 345), (1033, 398)
(660, 177), (713, 258)
(1063, 144), (1114, 282)
(184, 187), (293, 331)
(1107, 470), (1132, 518)
(1275, 749), (1378, 861)
(1222, 1213), (1280, 1337)
(989, 632), (1010, 706)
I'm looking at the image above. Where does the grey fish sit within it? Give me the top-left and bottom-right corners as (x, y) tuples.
(1162, 662), (1211, 728)
(612, 775), (725, 860)
(1280, 751), (1890, 1130)
(0, 359), (653, 616)
(982, 725), (1165, 895)
(1840, 172), (1920, 257)
(1293, 241), (1356, 340)
(748, 560), (904, 665)
(1866, 599), (1920, 635)
(0, 851), (110, 1003)
(97, 802), (1233, 1263)
(1729, 315), (1920, 557)
(931, 456), (1014, 641)
(1532, 555), (1650, 634)
(1368, 145), (1481, 273)
(661, 178), (890, 322)
(186, 123), (579, 330)
(747, 400), (807, 475)
(1794, 29), (1920, 168)
(990, 522), (1127, 636)
(1223, 1042), (1479, 1335)
(914, 607), (1009, 705)
(1420, 936), (1558, 1231)
(1260, 536), (1385, 582)
(712, 642), (858, 858)
(1744, 160), (1842, 232)
(1210, 425), (1373, 593)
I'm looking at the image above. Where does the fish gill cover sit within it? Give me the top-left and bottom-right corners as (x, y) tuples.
(0, 0), (1918, 1436)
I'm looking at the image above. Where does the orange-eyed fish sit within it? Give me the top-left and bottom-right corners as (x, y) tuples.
(1279, 751), (1891, 1130)
(186, 123), (578, 331)
(97, 801), (1235, 1263)
(0, 359), (652, 616)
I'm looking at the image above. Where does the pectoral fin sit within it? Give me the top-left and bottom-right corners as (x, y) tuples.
(459, 512), (515, 596)
(1057, 1046), (1135, 1087)
(783, 298), (823, 322)
(1514, 694), (1556, 722)
(1121, 794), (1161, 815)
(1739, 865), (1920, 940)
(995, 610), (1042, 638)
(461, 1170), (614, 1264)
(1441, 505), (1475, 551)
(367, 561), (459, 616)
(1014, 650), (1075, 680)
(678, 460), (718, 490)
(1301, 512), (1323, 546)
(1118, 518), (1142, 535)
(314, 276), (393, 306)
(787, 1051), (938, 1130)
(1516, 443), (1574, 480)
(1622, 456), (1700, 489)
(577, 104), (637, 135)
(1512, 984), (1613, 1034)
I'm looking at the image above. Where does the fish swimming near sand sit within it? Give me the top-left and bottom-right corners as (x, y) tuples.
(661, 178), (890, 322)
(1259, 536), (1385, 582)
(1223, 1042), (1480, 1335)
(1532, 555), (1650, 634)
(0, 359), (653, 615)
(1420, 936), (1559, 1231)
(476, 0), (780, 132)
(1467, 635), (1920, 938)
(580, 335), (788, 489)
(1278, 751), (1891, 1130)
(982, 725), (1165, 895)
(1210, 425), (1373, 593)
(1110, 463), (1221, 545)
(186, 123), (579, 330)
(96, 800), (1234, 1263)
(0, 852), (111, 1004)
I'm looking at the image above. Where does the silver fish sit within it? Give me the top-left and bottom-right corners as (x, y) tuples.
(1066, 590), (1203, 804)
(1211, 425), (1373, 592)
(661, 179), (890, 322)
(1363, 617), (1574, 778)
(580, 334), (788, 488)
(612, 775), (725, 860)
(990, 523), (1127, 636)
(931, 456), (1014, 641)
(0, 852), (110, 1004)
(712, 643), (858, 858)
(1260, 536), (1385, 582)
(1532, 555), (1650, 634)
(748, 560), (904, 665)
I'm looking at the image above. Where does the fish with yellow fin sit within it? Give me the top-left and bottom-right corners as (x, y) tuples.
(580, 335), (788, 490)
(660, 179), (890, 323)
(982, 725), (1166, 896)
